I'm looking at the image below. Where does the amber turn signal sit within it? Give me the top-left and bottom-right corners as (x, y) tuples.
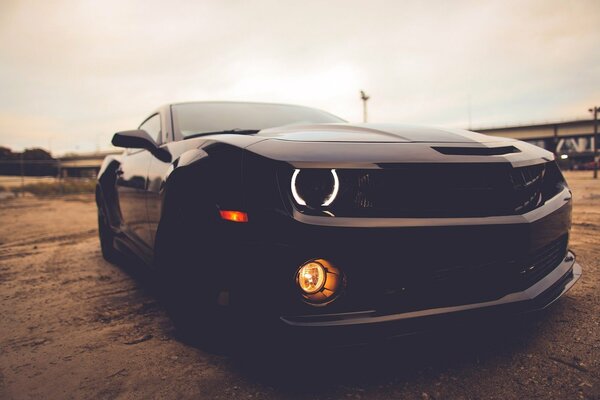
(219, 210), (249, 223)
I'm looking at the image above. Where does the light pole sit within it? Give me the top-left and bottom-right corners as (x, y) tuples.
(20, 151), (24, 197)
(360, 90), (370, 123)
(589, 106), (599, 179)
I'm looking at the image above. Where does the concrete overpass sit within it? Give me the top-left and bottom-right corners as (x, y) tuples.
(58, 150), (120, 178)
(474, 118), (597, 162)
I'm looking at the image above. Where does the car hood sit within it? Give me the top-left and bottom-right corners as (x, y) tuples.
(256, 123), (508, 144)
(245, 123), (551, 167)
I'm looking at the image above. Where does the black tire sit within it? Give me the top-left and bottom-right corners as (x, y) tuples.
(159, 263), (233, 350)
(98, 202), (120, 263)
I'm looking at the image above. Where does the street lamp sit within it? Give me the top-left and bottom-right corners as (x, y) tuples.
(589, 106), (599, 179)
(360, 90), (370, 123)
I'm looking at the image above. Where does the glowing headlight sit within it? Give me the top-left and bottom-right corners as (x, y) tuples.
(291, 169), (339, 208)
(295, 259), (344, 305)
(297, 262), (326, 294)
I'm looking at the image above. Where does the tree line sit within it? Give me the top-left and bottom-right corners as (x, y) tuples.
(0, 147), (58, 176)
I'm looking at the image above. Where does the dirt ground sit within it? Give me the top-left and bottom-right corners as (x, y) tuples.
(0, 171), (598, 399)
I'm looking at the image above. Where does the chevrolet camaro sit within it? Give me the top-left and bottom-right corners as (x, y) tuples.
(96, 101), (582, 346)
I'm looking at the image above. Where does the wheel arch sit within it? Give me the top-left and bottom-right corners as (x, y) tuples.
(154, 144), (244, 266)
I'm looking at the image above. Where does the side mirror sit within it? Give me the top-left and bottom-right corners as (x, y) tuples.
(112, 130), (172, 162)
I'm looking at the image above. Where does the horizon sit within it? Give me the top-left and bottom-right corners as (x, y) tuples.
(0, 112), (597, 158)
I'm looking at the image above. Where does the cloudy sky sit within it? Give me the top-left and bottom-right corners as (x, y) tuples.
(0, 0), (599, 154)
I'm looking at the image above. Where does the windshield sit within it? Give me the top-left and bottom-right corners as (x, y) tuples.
(171, 102), (345, 138)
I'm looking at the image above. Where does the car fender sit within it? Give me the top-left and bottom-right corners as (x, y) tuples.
(154, 143), (246, 262)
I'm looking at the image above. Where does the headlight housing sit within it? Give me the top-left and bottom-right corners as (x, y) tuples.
(291, 168), (339, 209)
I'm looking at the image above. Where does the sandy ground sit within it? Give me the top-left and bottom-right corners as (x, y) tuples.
(0, 171), (598, 399)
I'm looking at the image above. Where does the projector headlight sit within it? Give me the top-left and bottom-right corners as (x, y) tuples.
(291, 169), (339, 209)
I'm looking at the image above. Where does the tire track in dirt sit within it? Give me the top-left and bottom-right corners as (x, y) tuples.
(0, 229), (97, 250)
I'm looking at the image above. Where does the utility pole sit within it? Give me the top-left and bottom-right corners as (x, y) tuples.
(360, 90), (370, 123)
(590, 106), (599, 179)
(468, 94), (472, 130)
(20, 152), (25, 197)
(553, 125), (559, 158)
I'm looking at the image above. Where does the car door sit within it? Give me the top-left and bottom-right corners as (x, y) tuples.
(115, 113), (161, 251)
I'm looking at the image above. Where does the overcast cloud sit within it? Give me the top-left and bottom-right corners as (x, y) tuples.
(0, 0), (599, 154)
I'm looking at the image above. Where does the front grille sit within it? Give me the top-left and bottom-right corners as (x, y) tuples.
(291, 161), (565, 218)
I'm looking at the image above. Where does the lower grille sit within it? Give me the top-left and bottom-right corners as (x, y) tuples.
(375, 235), (568, 314)
(516, 235), (569, 290)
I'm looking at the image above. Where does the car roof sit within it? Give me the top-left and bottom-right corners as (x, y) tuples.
(165, 100), (324, 109)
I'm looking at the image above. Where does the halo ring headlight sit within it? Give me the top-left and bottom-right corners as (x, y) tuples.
(291, 168), (339, 208)
(322, 169), (339, 206)
(291, 169), (307, 206)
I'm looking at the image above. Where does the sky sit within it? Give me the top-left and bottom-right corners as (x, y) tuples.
(0, 0), (599, 155)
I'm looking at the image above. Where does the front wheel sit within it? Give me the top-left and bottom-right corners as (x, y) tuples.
(98, 203), (120, 263)
(159, 265), (233, 348)
(154, 206), (236, 352)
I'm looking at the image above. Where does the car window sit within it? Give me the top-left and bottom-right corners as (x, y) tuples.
(139, 114), (161, 144)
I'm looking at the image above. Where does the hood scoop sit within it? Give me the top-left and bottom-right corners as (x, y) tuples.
(432, 146), (521, 156)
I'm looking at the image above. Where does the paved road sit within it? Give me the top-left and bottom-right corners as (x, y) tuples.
(0, 172), (598, 399)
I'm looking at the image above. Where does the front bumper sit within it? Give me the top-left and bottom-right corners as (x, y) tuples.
(226, 184), (579, 343)
(279, 253), (580, 341)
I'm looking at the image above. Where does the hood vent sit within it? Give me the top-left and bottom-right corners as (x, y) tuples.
(432, 146), (520, 156)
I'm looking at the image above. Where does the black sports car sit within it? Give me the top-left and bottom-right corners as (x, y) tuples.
(96, 101), (581, 345)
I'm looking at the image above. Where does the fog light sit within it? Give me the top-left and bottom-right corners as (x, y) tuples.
(298, 262), (326, 294)
(295, 259), (344, 305)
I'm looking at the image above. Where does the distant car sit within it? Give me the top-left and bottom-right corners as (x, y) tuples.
(96, 101), (581, 346)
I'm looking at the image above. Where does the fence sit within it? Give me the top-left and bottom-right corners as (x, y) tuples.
(0, 159), (97, 197)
